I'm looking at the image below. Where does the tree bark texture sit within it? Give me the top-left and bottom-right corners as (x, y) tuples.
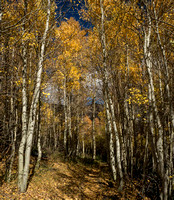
(18, 0), (51, 192)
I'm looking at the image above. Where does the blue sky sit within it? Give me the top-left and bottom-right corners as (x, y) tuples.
(55, 0), (92, 29)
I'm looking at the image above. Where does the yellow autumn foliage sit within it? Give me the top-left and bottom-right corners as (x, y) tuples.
(127, 88), (148, 106)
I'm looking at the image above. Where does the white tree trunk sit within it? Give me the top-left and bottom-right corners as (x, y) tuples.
(108, 94), (123, 189)
(18, 0), (51, 192)
(143, 12), (165, 199)
(148, 84), (158, 172)
(153, 5), (174, 198)
(18, 2), (28, 188)
(105, 91), (117, 181)
(100, 0), (117, 181)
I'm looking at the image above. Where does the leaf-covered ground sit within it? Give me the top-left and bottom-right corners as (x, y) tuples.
(0, 155), (148, 199)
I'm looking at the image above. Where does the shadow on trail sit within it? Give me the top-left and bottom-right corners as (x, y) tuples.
(51, 158), (120, 200)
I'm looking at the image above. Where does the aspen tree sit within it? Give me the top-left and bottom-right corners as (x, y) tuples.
(100, 0), (117, 182)
(18, 0), (28, 190)
(18, 0), (51, 192)
(142, 2), (166, 198)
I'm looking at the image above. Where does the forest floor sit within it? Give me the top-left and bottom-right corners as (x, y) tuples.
(0, 154), (148, 200)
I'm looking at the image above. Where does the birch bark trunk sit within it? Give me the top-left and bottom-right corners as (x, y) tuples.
(148, 83), (158, 172)
(18, 0), (28, 189)
(153, 4), (173, 199)
(100, 0), (117, 181)
(36, 120), (42, 169)
(108, 94), (123, 189)
(18, 0), (51, 192)
(105, 90), (117, 181)
(143, 11), (165, 199)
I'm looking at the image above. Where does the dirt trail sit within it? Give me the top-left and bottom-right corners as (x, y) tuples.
(0, 156), (141, 200)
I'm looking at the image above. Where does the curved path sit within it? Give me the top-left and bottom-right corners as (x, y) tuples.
(0, 156), (141, 199)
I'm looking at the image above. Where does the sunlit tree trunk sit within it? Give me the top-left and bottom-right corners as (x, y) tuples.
(109, 94), (123, 189)
(148, 83), (158, 172)
(18, 0), (51, 192)
(37, 122), (42, 168)
(100, 0), (117, 181)
(105, 90), (117, 181)
(153, 4), (173, 198)
(18, 0), (28, 190)
(143, 12), (165, 199)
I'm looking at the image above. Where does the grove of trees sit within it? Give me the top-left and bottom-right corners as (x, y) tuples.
(0, 0), (173, 199)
